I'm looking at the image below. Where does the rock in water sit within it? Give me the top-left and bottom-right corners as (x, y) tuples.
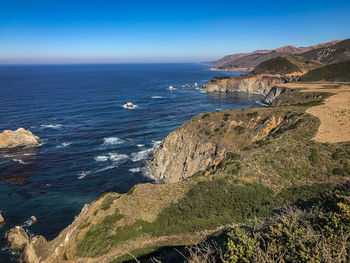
(0, 212), (4, 224)
(30, 216), (37, 223)
(0, 128), (42, 149)
(168, 85), (174, 91)
(126, 102), (134, 108)
(6, 226), (29, 251)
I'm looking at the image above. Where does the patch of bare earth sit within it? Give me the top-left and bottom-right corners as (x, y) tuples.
(283, 83), (350, 143)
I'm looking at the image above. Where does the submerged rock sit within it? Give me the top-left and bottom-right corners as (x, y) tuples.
(0, 128), (42, 149)
(0, 212), (4, 224)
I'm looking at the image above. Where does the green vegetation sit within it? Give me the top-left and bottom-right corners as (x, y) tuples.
(233, 125), (245, 134)
(247, 111), (258, 118)
(249, 56), (301, 75)
(221, 182), (350, 263)
(309, 147), (319, 165)
(101, 195), (118, 210)
(300, 60), (350, 82)
(76, 209), (124, 257)
(211, 76), (230, 82)
(202, 113), (210, 119)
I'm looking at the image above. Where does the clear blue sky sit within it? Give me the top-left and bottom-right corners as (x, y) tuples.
(1, 0), (349, 64)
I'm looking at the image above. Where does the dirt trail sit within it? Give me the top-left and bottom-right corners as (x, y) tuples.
(283, 83), (350, 143)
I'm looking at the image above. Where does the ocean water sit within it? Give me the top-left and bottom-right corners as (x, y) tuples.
(0, 63), (262, 261)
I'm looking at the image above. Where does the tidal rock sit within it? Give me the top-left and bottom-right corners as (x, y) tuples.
(30, 216), (37, 223)
(126, 102), (134, 108)
(6, 226), (29, 251)
(0, 128), (42, 149)
(168, 85), (174, 91)
(0, 212), (4, 224)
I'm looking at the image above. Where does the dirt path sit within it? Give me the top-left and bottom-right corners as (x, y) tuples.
(283, 83), (350, 143)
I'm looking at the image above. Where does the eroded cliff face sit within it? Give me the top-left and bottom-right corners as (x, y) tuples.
(203, 74), (286, 94)
(150, 109), (289, 182)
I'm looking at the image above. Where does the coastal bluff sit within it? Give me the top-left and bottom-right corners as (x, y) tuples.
(0, 128), (42, 149)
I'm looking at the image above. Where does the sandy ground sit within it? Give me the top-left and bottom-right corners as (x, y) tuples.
(282, 82), (350, 143)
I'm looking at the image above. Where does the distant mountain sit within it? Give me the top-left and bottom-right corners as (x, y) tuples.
(300, 60), (350, 82)
(248, 56), (323, 76)
(208, 40), (341, 71)
(300, 39), (350, 64)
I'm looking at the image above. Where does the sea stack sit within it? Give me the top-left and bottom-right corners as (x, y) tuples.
(0, 128), (42, 149)
(125, 102), (134, 108)
(0, 212), (4, 224)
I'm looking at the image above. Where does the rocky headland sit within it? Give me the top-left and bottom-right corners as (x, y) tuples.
(6, 53), (350, 263)
(0, 128), (42, 149)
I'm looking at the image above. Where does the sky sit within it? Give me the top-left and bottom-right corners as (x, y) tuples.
(0, 0), (350, 64)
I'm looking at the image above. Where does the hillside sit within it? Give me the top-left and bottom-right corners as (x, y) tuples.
(248, 56), (323, 75)
(300, 60), (350, 82)
(301, 38), (350, 64)
(8, 87), (350, 263)
(208, 40), (340, 70)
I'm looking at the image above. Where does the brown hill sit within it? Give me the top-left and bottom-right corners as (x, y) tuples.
(300, 39), (350, 64)
(208, 40), (341, 70)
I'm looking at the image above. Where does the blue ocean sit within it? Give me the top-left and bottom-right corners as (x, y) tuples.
(0, 63), (262, 261)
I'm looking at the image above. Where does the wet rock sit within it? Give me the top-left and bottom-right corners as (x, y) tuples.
(0, 128), (42, 149)
(6, 226), (29, 251)
(0, 212), (4, 224)
(30, 216), (37, 223)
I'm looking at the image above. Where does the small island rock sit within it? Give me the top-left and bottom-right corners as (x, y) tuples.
(126, 102), (134, 108)
(30, 216), (37, 223)
(0, 128), (42, 149)
(168, 85), (174, 91)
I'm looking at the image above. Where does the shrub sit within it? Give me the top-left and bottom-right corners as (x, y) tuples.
(309, 148), (319, 165)
(233, 126), (245, 134)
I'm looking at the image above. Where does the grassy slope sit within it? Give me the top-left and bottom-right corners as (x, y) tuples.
(67, 91), (350, 263)
(300, 60), (350, 82)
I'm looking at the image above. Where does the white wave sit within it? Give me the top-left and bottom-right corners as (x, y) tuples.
(136, 144), (144, 147)
(94, 155), (109, 162)
(109, 153), (129, 162)
(103, 137), (124, 146)
(20, 220), (33, 228)
(122, 103), (138, 109)
(77, 171), (90, 179)
(131, 149), (152, 162)
(41, 124), (62, 128)
(56, 142), (71, 148)
(150, 96), (163, 99)
(13, 158), (27, 165)
(129, 167), (141, 173)
(95, 153), (129, 162)
(152, 140), (162, 148)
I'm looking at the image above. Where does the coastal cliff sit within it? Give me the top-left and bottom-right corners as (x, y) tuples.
(8, 93), (350, 262)
(203, 74), (286, 94)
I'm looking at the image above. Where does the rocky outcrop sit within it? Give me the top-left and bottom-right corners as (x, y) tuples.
(203, 74), (286, 95)
(0, 212), (4, 224)
(6, 226), (47, 263)
(262, 86), (294, 105)
(151, 109), (289, 182)
(7, 227), (30, 251)
(0, 128), (42, 149)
